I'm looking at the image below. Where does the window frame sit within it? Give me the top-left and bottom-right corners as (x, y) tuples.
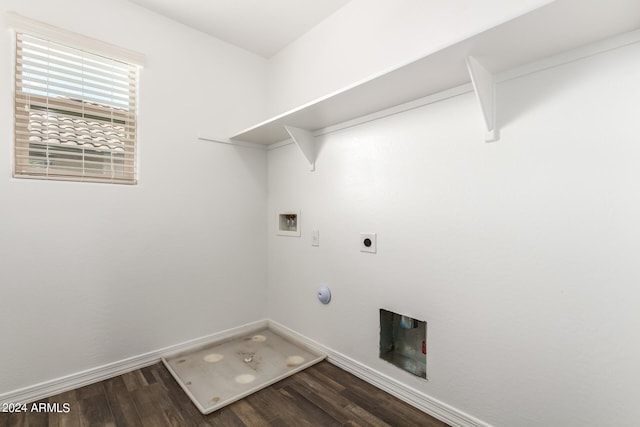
(7, 12), (144, 185)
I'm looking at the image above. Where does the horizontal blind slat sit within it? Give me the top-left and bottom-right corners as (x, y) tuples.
(15, 35), (138, 73)
(15, 140), (136, 156)
(15, 154), (135, 171)
(16, 63), (132, 94)
(17, 33), (139, 69)
(16, 57), (133, 88)
(17, 82), (132, 108)
(15, 97), (135, 120)
(15, 114), (136, 137)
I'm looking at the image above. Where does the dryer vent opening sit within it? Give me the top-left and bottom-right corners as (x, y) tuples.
(379, 309), (427, 379)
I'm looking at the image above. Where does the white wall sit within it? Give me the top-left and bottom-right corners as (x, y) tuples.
(3, 2), (639, 426)
(265, 0), (554, 117)
(0, 0), (268, 395)
(267, 41), (640, 427)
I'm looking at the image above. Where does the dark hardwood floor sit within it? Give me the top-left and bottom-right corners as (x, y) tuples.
(1, 361), (449, 426)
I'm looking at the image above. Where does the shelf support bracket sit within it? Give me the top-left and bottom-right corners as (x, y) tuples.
(284, 125), (316, 171)
(466, 56), (499, 142)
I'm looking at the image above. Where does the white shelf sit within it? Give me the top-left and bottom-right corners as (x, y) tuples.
(230, 0), (640, 147)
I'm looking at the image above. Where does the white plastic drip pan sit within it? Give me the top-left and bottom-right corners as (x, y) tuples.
(162, 327), (326, 414)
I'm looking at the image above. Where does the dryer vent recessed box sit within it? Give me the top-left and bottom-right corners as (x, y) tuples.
(379, 309), (426, 379)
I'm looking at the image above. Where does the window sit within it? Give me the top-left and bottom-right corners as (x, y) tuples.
(12, 23), (140, 184)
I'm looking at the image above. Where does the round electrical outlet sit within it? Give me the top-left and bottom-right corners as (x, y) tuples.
(360, 233), (377, 253)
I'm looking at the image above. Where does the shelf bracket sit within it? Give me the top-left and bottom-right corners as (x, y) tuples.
(466, 56), (499, 142)
(284, 125), (316, 171)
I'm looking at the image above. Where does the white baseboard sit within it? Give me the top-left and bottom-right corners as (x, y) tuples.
(268, 320), (492, 427)
(0, 319), (268, 406)
(2, 318), (490, 427)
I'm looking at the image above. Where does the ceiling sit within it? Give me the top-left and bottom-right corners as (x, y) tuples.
(128, 0), (351, 58)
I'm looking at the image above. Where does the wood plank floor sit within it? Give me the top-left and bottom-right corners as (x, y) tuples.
(1, 361), (449, 427)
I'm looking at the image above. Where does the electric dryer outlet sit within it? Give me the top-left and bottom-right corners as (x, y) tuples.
(360, 232), (377, 253)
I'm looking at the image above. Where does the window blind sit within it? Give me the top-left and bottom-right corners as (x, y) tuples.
(14, 32), (138, 184)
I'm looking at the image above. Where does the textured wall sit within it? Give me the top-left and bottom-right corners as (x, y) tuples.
(267, 42), (640, 426)
(0, 0), (268, 394)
